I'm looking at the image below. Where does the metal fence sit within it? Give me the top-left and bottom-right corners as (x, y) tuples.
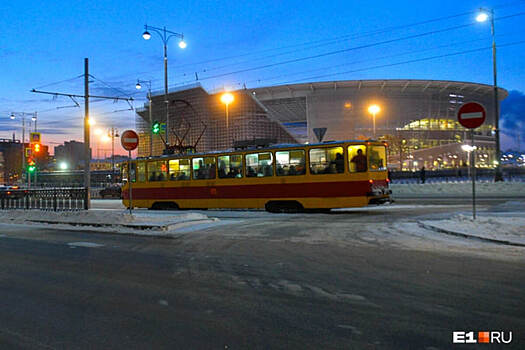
(0, 188), (87, 211)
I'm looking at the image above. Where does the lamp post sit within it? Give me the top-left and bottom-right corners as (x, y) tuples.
(142, 24), (186, 151)
(220, 92), (234, 147)
(476, 8), (503, 181)
(136, 79), (153, 156)
(368, 104), (381, 139)
(108, 127), (119, 182)
(9, 111), (37, 185)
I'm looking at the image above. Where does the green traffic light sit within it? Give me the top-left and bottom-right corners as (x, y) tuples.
(152, 121), (160, 134)
(28, 165), (36, 173)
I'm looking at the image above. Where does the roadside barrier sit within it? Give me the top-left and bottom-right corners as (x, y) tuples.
(0, 188), (87, 211)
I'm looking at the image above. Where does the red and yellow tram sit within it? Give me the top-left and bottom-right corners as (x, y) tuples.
(121, 140), (391, 212)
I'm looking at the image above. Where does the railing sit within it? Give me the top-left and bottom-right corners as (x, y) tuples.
(0, 188), (87, 211)
(389, 167), (525, 184)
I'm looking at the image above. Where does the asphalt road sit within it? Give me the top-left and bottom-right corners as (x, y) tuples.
(0, 203), (524, 349)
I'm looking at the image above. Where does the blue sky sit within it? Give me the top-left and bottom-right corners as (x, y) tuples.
(1, 0), (524, 154)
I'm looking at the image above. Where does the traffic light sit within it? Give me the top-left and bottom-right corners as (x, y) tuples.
(152, 121), (160, 134)
(27, 159), (36, 173)
(33, 143), (41, 154)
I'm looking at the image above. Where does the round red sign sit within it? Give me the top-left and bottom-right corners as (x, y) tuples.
(121, 130), (139, 151)
(457, 102), (486, 129)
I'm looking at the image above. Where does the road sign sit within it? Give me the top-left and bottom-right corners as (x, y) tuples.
(457, 102), (486, 129)
(121, 130), (139, 151)
(29, 132), (41, 143)
(313, 128), (327, 142)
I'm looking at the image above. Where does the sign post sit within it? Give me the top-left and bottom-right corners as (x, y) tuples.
(121, 130), (139, 214)
(458, 102), (486, 220)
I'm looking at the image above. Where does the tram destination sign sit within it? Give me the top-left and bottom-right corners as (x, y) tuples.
(457, 102), (486, 129)
(121, 130), (139, 151)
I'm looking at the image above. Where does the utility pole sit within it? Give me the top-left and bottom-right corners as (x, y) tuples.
(31, 58), (133, 209)
(84, 58), (90, 209)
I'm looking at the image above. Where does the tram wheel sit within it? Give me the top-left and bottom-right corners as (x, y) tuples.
(150, 202), (179, 210)
(265, 201), (304, 213)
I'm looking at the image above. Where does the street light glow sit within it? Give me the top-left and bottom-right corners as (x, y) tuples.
(476, 12), (488, 22)
(9, 114), (15, 120)
(101, 135), (111, 143)
(178, 40), (187, 49)
(220, 92), (234, 105)
(142, 31), (151, 40)
(135, 82), (142, 89)
(59, 162), (68, 170)
(94, 128), (103, 135)
(88, 118), (96, 126)
(368, 104), (380, 115)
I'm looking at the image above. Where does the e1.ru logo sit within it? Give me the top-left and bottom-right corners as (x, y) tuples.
(453, 331), (512, 344)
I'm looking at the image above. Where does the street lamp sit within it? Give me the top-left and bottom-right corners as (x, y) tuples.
(220, 92), (234, 146)
(8, 111), (38, 185)
(368, 104), (381, 138)
(136, 79), (154, 156)
(142, 24), (186, 151)
(476, 8), (503, 181)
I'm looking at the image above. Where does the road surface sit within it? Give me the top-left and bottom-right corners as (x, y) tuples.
(0, 202), (524, 349)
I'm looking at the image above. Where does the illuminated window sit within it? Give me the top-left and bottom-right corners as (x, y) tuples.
(369, 146), (387, 171)
(192, 157), (216, 180)
(348, 145), (367, 172)
(169, 159), (190, 181)
(245, 152), (273, 177)
(276, 150), (305, 176)
(218, 155), (243, 178)
(148, 161), (167, 181)
(137, 162), (146, 182)
(309, 147), (344, 174)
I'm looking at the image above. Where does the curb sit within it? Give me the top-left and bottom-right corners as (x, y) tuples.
(418, 222), (525, 247)
(26, 218), (218, 232)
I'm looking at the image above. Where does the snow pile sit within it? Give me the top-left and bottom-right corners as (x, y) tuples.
(0, 210), (221, 236)
(421, 214), (525, 245)
(391, 181), (525, 197)
(0, 209), (208, 226)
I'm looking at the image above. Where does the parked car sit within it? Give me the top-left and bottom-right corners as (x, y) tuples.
(99, 186), (121, 198)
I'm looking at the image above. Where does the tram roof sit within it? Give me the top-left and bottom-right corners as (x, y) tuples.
(135, 139), (385, 161)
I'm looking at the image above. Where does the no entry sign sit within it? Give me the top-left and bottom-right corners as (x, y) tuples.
(121, 130), (139, 151)
(457, 102), (486, 129)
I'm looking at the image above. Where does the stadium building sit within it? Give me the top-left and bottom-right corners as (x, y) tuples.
(136, 79), (507, 170)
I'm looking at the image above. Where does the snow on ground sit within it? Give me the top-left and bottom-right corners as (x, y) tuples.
(0, 209), (221, 236)
(421, 213), (525, 245)
(391, 181), (525, 197)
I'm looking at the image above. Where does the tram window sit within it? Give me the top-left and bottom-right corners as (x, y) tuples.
(148, 161), (167, 181)
(348, 145), (367, 172)
(169, 159), (190, 180)
(192, 157), (216, 179)
(245, 152), (273, 177)
(218, 155), (243, 178)
(127, 162), (137, 183)
(275, 150), (305, 176)
(136, 161), (146, 182)
(309, 147), (344, 174)
(369, 146), (387, 171)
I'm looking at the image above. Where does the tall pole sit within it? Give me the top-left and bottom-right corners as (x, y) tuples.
(164, 36), (169, 150)
(148, 91), (153, 156)
(490, 11), (503, 182)
(22, 116), (25, 185)
(111, 127), (115, 182)
(34, 112), (37, 132)
(84, 58), (91, 209)
(372, 112), (376, 138)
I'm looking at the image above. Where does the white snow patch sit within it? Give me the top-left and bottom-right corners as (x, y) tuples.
(67, 242), (104, 248)
(421, 213), (525, 245)
(392, 181), (525, 197)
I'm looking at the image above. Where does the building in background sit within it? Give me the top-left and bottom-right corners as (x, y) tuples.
(54, 140), (90, 170)
(135, 80), (507, 170)
(135, 83), (296, 157)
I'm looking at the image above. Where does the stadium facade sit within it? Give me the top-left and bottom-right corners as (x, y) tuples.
(136, 79), (507, 170)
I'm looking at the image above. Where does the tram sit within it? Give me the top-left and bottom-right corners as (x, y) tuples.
(121, 140), (391, 212)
